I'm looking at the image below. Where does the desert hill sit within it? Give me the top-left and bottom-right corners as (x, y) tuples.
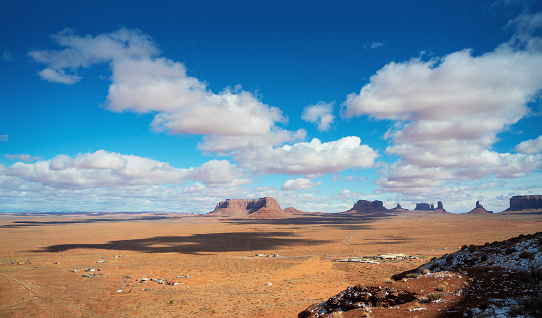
(207, 197), (293, 219)
(300, 232), (542, 318)
(389, 204), (408, 212)
(464, 201), (493, 214)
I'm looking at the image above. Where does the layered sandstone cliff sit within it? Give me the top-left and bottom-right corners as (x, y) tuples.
(208, 197), (292, 218)
(508, 195), (542, 211)
(342, 199), (389, 213)
(413, 201), (449, 213)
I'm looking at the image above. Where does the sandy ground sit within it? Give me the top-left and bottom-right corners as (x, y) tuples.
(0, 211), (540, 317)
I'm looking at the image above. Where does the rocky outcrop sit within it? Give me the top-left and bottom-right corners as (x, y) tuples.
(465, 201), (493, 214)
(342, 199), (388, 213)
(208, 197), (292, 218)
(413, 201), (449, 213)
(414, 203), (434, 211)
(299, 286), (417, 318)
(300, 232), (542, 318)
(390, 203), (408, 212)
(508, 195), (542, 211)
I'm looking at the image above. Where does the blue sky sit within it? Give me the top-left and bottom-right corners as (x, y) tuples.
(1, 0), (541, 213)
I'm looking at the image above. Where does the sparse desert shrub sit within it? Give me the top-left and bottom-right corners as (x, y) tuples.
(436, 284), (446, 292)
(426, 292), (444, 302)
(446, 256), (454, 265)
(422, 268), (430, 274)
(430, 263), (439, 271)
(519, 265), (542, 289)
(478, 302), (489, 310)
(406, 273), (419, 279)
(505, 247), (517, 255)
(481, 255), (488, 262)
(430, 257), (437, 261)
(519, 251), (532, 259)
(461, 245), (468, 251)
(510, 293), (542, 317)
(472, 256), (479, 263)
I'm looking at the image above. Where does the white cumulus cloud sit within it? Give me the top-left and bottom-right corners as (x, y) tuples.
(235, 136), (378, 175)
(343, 24), (542, 196)
(30, 29), (302, 153)
(301, 102), (335, 131)
(3, 150), (247, 189)
(281, 178), (322, 191)
(515, 135), (542, 154)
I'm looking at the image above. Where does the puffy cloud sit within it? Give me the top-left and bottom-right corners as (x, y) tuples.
(343, 47), (541, 121)
(235, 136), (378, 175)
(301, 102), (335, 131)
(29, 28), (159, 73)
(30, 29), (301, 152)
(38, 68), (81, 84)
(3, 150), (247, 189)
(186, 159), (250, 186)
(4, 154), (41, 162)
(107, 57), (206, 113)
(151, 90), (286, 136)
(343, 28), (542, 197)
(516, 135), (542, 154)
(281, 178), (322, 191)
(198, 128), (306, 154)
(182, 182), (206, 193)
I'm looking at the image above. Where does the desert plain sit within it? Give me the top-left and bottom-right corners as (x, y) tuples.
(1, 210), (541, 317)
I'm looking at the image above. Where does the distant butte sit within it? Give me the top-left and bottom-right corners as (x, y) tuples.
(390, 203), (408, 212)
(465, 201), (493, 214)
(207, 197), (293, 219)
(342, 199), (389, 214)
(507, 195), (542, 211)
(413, 201), (450, 213)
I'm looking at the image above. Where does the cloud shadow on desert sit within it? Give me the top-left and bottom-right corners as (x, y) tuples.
(35, 231), (333, 255)
(1, 215), (175, 228)
(220, 211), (400, 227)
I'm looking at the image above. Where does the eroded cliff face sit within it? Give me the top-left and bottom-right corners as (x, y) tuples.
(508, 195), (542, 211)
(465, 201), (493, 214)
(209, 197), (290, 218)
(343, 199), (389, 213)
